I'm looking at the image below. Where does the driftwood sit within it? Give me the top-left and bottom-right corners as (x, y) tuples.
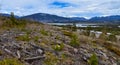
(22, 50), (34, 55)
(24, 55), (45, 61)
(63, 44), (78, 53)
(4, 48), (17, 57)
(29, 42), (41, 49)
(17, 50), (21, 58)
(64, 44), (76, 49)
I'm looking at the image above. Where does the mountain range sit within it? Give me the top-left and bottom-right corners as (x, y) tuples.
(0, 13), (120, 24)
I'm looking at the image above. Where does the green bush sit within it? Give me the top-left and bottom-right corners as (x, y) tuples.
(0, 58), (23, 65)
(62, 30), (73, 37)
(70, 34), (79, 47)
(44, 52), (59, 65)
(2, 12), (26, 28)
(84, 26), (91, 36)
(72, 23), (77, 31)
(16, 34), (30, 41)
(99, 33), (108, 40)
(90, 32), (96, 38)
(108, 34), (117, 42)
(40, 29), (48, 36)
(0, 50), (2, 56)
(52, 43), (64, 51)
(88, 53), (98, 65)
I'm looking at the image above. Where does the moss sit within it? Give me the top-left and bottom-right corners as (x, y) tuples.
(0, 58), (24, 65)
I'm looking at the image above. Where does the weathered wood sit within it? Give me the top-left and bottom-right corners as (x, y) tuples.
(29, 42), (41, 49)
(24, 55), (45, 61)
(17, 50), (21, 58)
(4, 48), (17, 57)
(22, 50), (34, 55)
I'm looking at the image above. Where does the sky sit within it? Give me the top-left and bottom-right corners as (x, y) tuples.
(0, 0), (120, 18)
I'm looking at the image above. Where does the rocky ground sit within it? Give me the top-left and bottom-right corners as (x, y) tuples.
(0, 17), (120, 65)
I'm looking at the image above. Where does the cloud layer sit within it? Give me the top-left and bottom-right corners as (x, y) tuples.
(0, 0), (120, 18)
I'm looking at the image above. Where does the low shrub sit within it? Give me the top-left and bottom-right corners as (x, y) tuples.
(16, 34), (30, 41)
(62, 30), (73, 37)
(108, 34), (117, 42)
(0, 58), (23, 65)
(52, 43), (64, 51)
(88, 53), (98, 65)
(70, 34), (80, 47)
(40, 29), (48, 36)
(44, 52), (59, 65)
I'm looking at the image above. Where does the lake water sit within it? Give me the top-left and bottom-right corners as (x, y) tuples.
(47, 23), (98, 27)
(47, 23), (120, 28)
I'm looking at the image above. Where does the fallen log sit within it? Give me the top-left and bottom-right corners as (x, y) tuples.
(22, 50), (34, 55)
(24, 55), (45, 61)
(4, 48), (17, 57)
(29, 42), (41, 49)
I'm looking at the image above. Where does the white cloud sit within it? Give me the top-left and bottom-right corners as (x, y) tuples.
(0, 0), (120, 18)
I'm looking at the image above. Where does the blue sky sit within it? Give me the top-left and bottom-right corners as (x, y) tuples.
(0, 0), (120, 18)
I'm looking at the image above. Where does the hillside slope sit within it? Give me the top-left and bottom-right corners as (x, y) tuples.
(0, 16), (120, 65)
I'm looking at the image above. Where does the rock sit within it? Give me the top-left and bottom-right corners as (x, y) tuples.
(37, 49), (44, 55)
(73, 48), (78, 53)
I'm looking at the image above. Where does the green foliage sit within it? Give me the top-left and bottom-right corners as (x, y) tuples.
(52, 43), (64, 51)
(108, 34), (117, 42)
(40, 29), (48, 36)
(62, 30), (73, 37)
(90, 32), (96, 38)
(55, 35), (60, 40)
(99, 32), (108, 40)
(2, 12), (27, 28)
(83, 30), (90, 36)
(85, 26), (92, 36)
(72, 23), (77, 31)
(10, 12), (17, 25)
(105, 42), (120, 56)
(44, 52), (59, 65)
(34, 36), (39, 42)
(0, 50), (2, 56)
(88, 53), (98, 65)
(70, 34), (80, 47)
(0, 58), (23, 65)
(16, 34), (30, 41)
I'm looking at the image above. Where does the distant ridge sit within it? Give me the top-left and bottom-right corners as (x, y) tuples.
(21, 13), (88, 23)
(89, 15), (120, 23)
(21, 13), (71, 23)
(0, 13), (19, 18)
(1, 13), (120, 24)
(21, 13), (120, 24)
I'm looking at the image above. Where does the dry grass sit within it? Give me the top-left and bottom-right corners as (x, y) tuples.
(104, 42), (120, 56)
